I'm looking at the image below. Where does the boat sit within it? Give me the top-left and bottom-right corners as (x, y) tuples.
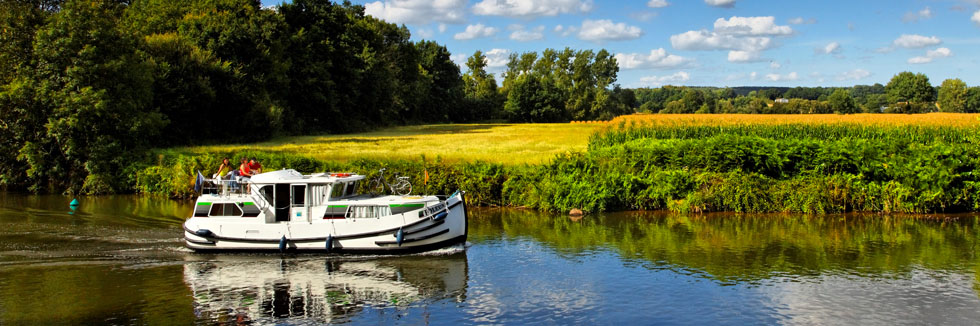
(183, 169), (467, 253)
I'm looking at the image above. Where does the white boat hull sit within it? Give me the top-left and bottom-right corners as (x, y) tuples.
(183, 192), (467, 254)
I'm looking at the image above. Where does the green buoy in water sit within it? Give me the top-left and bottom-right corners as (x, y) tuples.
(69, 198), (79, 207)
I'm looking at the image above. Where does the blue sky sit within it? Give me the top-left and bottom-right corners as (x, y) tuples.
(263, 0), (980, 88)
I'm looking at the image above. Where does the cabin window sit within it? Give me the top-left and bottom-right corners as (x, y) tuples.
(258, 185), (274, 205)
(330, 182), (346, 199)
(310, 184), (328, 206)
(344, 181), (358, 197)
(346, 205), (391, 218)
(209, 203), (243, 217)
(291, 185), (306, 207)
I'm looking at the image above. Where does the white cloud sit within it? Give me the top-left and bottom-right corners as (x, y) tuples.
(788, 17), (816, 25)
(704, 0), (735, 8)
(837, 69), (871, 81)
(416, 28), (434, 38)
(615, 48), (693, 69)
(671, 30), (774, 52)
(578, 19), (643, 42)
(472, 0), (593, 18)
(450, 53), (467, 66)
(908, 47), (952, 64)
(765, 72), (799, 82)
(893, 34), (942, 48)
(902, 7), (932, 22)
(438, 23), (447, 33)
(630, 11), (659, 22)
(770, 61), (781, 69)
(484, 48), (511, 68)
(750, 71), (758, 80)
(454, 24), (498, 40)
(713, 16), (793, 36)
(553, 24), (578, 37)
(647, 0), (669, 8)
(819, 42), (841, 55)
(727, 50), (761, 63)
(364, 0), (467, 25)
(973, 10), (980, 24)
(670, 16), (792, 60)
(510, 25), (545, 41)
(640, 71), (691, 86)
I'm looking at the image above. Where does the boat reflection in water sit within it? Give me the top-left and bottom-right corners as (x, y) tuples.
(182, 248), (468, 324)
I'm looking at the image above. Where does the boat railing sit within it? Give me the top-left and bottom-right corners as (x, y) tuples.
(200, 178), (251, 197)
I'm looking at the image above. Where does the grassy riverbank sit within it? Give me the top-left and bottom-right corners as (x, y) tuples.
(135, 113), (980, 213)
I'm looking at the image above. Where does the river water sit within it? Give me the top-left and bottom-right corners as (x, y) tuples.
(0, 194), (978, 325)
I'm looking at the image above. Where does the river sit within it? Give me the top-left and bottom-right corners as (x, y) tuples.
(0, 194), (978, 325)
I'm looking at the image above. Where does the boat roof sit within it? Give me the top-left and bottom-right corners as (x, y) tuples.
(250, 169), (366, 184)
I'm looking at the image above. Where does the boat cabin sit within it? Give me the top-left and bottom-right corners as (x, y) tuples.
(197, 169), (386, 224)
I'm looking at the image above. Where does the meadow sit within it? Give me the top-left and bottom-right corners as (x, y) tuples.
(179, 123), (603, 165)
(137, 113), (980, 213)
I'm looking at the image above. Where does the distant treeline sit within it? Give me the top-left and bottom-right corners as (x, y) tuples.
(634, 73), (980, 114)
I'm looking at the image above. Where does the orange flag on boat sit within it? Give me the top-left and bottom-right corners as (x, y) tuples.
(424, 169), (429, 185)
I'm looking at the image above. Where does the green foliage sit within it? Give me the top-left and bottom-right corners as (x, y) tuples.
(828, 89), (858, 114)
(501, 48), (629, 122)
(462, 50), (502, 121)
(0, 0), (479, 193)
(937, 78), (968, 113)
(886, 71), (935, 104)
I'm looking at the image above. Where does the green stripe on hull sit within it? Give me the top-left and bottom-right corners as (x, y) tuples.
(328, 205), (348, 208)
(390, 204), (424, 208)
(197, 202), (211, 206)
(241, 202), (255, 206)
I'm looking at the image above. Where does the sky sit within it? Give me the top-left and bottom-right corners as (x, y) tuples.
(262, 0), (980, 88)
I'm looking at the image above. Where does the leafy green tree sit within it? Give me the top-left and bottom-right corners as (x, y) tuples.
(416, 40), (465, 122)
(966, 87), (980, 113)
(937, 78), (968, 113)
(22, 0), (164, 193)
(504, 74), (565, 122)
(886, 71), (934, 104)
(463, 50), (501, 120)
(829, 89), (858, 114)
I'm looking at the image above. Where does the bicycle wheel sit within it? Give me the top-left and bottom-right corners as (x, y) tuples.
(391, 179), (412, 196)
(368, 179), (385, 196)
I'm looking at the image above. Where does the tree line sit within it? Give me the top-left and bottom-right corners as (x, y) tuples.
(634, 72), (980, 114)
(0, 0), (477, 193)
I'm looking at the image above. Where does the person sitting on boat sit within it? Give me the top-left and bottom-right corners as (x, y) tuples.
(248, 158), (263, 175)
(238, 157), (253, 184)
(213, 157), (232, 180)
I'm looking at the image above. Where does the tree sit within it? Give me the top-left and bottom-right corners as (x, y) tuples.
(504, 75), (564, 122)
(828, 89), (858, 114)
(966, 87), (980, 113)
(416, 40), (465, 122)
(937, 78), (968, 113)
(886, 72), (934, 104)
(463, 50), (501, 120)
(21, 0), (164, 193)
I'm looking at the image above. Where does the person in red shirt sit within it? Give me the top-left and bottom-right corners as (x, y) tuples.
(237, 157), (252, 193)
(238, 157), (252, 177)
(248, 158), (263, 175)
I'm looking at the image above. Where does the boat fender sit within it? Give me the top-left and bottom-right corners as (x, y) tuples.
(279, 236), (287, 252)
(395, 227), (404, 247)
(325, 235), (334, 253)
(195, 229), (213, 238)
(433, 211), (448, 221)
